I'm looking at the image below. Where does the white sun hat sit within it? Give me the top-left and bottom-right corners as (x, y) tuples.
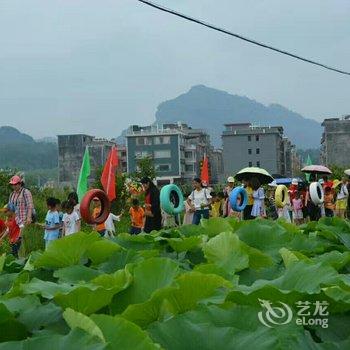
(227, 176), (235, 183)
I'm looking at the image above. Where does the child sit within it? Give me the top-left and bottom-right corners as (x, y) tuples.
(104, 212), (122, 238)
(292, 192), (303, 225)
(56, 198), (64, 238)
(44, 197), (61, 249)
(265, 182), (278, 220)
(129, 198), (144, 235)
(92, 198), (106, 237)
(250, 178), (266, 218)
(210, 193), (221, 218)
(324, 187), (335, 217)
(183, 193), (194, 225)
(62, 200), (80, 236)
(0, 204), (21, 257)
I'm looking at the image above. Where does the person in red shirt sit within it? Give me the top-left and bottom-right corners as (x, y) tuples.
(0, 204), (21, 258)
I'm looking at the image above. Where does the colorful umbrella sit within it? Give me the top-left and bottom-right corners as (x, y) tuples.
(301, 165), (332, 175)
(234, 167), (274, 184)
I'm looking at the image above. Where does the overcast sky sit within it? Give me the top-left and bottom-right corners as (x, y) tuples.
(0, 0), (349, 139)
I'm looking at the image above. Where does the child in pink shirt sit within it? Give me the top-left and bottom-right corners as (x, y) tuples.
(292, 192), (303, 225)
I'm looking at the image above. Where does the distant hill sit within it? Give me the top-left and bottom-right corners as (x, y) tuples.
(0, 126), (35, 144)
(155, 85), (322, 149)
(0, 127), (57, 171)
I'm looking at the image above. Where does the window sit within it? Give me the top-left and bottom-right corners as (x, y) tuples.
(248, 135), (252, 142)
(256, 135), (260, 141)
(249, 161), (252, 167)
(154, 136), (170, 145)
(256, 148), (260, 154)
(256, 161), (260, 167)
(155, 164), (171, 172)
(136, 137), (152, 145)
(248, 149), (252, 155)
(154, 150), (171, 158)
(185, 151), (194, 159)
(185, 164), (194, 172)
(135, 151), (152, 159)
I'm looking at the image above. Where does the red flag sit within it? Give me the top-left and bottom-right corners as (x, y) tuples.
(200, 155), (210, 186)
(101, 146), (118, 201)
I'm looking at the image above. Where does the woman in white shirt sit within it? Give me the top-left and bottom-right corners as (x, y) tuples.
(187, 178), (212, 225)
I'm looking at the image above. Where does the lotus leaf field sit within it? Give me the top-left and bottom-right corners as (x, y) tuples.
(0, 218), (350, 349)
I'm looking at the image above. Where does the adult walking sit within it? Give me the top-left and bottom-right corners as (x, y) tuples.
(187, 178), (212, 225)
(140, 177), (162, 233)
(8, 175), (34, 231)
(305, 174), (321, 221)
(223, 176), (235, 217)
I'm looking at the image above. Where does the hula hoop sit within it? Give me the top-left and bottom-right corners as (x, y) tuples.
(160, 184), (184, 215)
(310, 182), (324, 205)
(275, 185), (289, 208)
(229, 187), (248, 212)
(80, 189), (111, 225)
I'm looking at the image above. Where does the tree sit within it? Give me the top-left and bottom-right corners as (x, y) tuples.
(133, 157), (156, 181)
(329, 165), (348, 180)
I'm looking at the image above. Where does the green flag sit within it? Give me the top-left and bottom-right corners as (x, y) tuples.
(305, 154), (312, 182)
(77, 147), (91, 202)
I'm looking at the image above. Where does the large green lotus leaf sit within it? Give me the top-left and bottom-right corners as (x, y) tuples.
(97, 249), (142, 274)
(0, 328), (105, 350)
(91, 267), (132, 292)
(21, 278), (74, 299)
(18, 302), (63, 332)
(54, 265), (102, 283)
(0, 295), (40, 314)
(203, 232), (249, 273)
(323, 286), (350, 304)
(167, 236), (203, 253)
(122, 272), (231, 328)
(0, 273), (19, 294)
(279, 248), (310, 268)
(54, 286), (115, 315)
(113, 233), (155, 251)
(234, 220), (293, 260)
(194, 263), (238, 284)
(312, 313), (350, 343)
(0, 303), (28, 342)
(90, 314), (161, 350)
(237, 261), (339, 295)
(238, 265), (285, 287)
(242, 243), (274, 270)
(110, 257), (179, 314)
(5, 271), (31, 298)
(85, 240), (122, 265)
(200, 217), (233, 237)
(178, 224), (207, 237)
(311, 251), (350, 271)
(34, 232), (100, 269)
(147, 304), (317, 350)
(273, 261), (339, 294)
(316, 218), (350, 249)
(63, 308), (105, 342)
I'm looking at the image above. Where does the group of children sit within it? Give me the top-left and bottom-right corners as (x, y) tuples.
(43, 194), (81, 248)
